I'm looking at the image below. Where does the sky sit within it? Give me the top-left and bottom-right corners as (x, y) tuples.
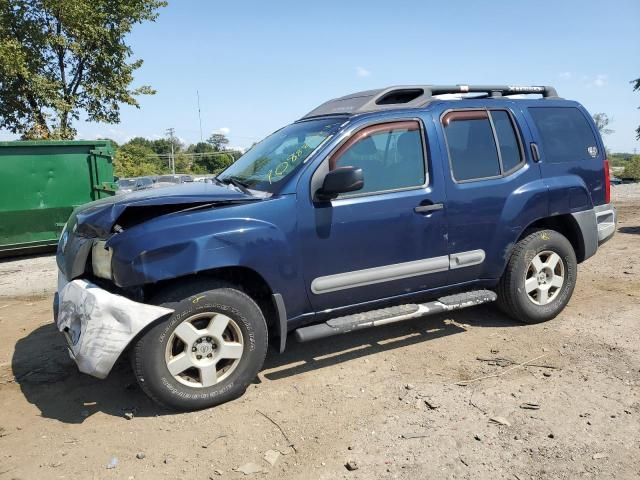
(3, 0), (640, 152)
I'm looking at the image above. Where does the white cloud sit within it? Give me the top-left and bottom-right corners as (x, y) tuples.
(559, 72), (572, 80)
(356, 66), (371, 77)
(213, 127), (231, 135)
(593, 74), (607, 87)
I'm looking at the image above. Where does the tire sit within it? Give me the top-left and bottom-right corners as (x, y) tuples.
(496, 229), (577, 324)
(132, 281), (268, 411)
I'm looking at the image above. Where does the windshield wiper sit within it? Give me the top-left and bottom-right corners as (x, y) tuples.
(216, 176), (252, 195)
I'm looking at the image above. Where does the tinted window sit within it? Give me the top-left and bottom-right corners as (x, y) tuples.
(333, 122), (425, 195)
(444, 115), (501, 181)
(491, 111), (522, 171)
(529, 107), (599, 163)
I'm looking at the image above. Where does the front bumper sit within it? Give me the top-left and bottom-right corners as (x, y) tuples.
(53, 273), (173, 378)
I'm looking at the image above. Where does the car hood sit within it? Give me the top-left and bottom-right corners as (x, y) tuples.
(70, 183), (260, 238)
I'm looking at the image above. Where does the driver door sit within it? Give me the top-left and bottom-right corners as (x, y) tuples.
(298, 119), (449, 312)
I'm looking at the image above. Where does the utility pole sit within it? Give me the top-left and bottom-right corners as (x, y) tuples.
(166, 127), (176, 174)
(197, 90), (203, 143)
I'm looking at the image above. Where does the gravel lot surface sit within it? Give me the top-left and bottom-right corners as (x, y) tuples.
(0, 184), (638, 479)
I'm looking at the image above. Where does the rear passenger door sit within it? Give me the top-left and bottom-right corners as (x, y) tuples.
(435, 105), (545, 283)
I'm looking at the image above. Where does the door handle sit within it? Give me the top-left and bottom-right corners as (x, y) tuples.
(530, 142), (541, 163)
(414, 203), (444, 213)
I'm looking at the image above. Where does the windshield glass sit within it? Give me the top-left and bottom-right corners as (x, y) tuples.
(217, 117), (345, 192)
(118, 179), (135, 187)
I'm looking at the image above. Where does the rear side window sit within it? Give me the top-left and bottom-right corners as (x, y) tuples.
(491, 111), (521, 172)
(442, 110), (523, 182)
(529, 107), (599, 163)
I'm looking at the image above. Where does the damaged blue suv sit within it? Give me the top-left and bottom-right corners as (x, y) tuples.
(54, 85), (616, 410)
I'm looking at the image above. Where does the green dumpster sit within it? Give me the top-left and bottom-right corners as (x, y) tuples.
(0, 140), (117, 256)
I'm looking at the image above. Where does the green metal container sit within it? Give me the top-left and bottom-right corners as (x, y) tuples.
(0, 140), (117, 256)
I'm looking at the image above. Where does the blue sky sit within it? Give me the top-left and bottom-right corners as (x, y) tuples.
(4, 0), (640, 152)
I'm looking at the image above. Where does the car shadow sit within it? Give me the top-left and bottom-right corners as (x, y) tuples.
(618, 226), (640, 235)
(12, 305), (519, 423)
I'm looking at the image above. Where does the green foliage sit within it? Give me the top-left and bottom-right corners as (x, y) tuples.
(0, 0), (166, 139)
(129, 136), (182, 155)
(609, 152), (634, 167)
(113, 132), (242, 178)
(622, 156), (640, 180)
(114, 143), (162, 178)
(207, 133), (229, 151)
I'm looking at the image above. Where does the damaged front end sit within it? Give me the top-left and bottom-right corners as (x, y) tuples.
(53, 183), (263, 378)
(54, 276), (173, 378)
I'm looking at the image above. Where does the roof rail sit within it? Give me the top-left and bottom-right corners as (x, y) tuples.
(301, 84), (559, 119)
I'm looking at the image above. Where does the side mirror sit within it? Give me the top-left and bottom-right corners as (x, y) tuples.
(315, 166), (364, 201)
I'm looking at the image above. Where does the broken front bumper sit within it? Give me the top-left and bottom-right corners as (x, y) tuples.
(53, 273), (173, 379)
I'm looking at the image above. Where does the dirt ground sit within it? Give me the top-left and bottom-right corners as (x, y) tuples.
(0, 189), (639, 480)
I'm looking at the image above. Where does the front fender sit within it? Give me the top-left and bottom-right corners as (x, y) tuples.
(110, 216), (295, 288)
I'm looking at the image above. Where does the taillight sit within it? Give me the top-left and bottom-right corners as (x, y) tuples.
(603, 158), (611, 204)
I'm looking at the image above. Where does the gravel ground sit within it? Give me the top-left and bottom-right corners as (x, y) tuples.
(0, 184), (638, 479)
(0, 254), (57, 298)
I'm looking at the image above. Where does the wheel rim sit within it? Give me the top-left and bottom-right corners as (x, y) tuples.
(524, 250), (565, 306)
(164, 312), (244, 388)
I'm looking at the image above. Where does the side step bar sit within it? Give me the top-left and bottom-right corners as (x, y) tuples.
(295, 290), (497, 343)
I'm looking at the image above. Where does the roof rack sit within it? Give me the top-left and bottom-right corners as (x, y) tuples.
(301, 84), (559, 119)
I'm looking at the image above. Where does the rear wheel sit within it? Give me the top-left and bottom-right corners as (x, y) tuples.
(132, 283), (268, 410)
(496, 229), (577, 324)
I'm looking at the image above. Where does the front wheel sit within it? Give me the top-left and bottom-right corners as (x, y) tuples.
(496, 229), (577, 324)
(132, 285), (268, 410)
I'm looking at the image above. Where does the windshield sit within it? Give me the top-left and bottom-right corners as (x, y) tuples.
(217, 117), (345, 192)
(118, 179), (135, 187)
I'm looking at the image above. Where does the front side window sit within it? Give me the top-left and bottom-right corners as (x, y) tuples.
(528, 107), (599, 163)
(442, 109), (523, 182)
(217, 117), (345, 192)
(330, 120), (426, 195)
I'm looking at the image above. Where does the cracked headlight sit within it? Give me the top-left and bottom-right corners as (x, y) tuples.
(91, 240), (113, 279)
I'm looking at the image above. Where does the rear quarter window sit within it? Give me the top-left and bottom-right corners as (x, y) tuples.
(528, 107), (599, 163)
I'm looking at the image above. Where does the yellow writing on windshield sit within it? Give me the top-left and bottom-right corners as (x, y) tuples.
(267, 143), (312, 184)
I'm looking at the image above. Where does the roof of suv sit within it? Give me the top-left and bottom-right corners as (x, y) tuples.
(301, 85), (560, 120)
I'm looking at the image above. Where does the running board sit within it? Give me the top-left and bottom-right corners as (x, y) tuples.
(294, 290), (497, 343)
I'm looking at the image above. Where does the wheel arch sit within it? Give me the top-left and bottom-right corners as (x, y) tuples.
(514, 214), (586, 264)
(144, 266), (280, 341)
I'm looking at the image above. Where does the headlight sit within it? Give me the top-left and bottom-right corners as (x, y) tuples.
(91, 240), (113, 279)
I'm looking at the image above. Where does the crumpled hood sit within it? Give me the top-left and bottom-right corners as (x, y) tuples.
(70, 183), (259, 238)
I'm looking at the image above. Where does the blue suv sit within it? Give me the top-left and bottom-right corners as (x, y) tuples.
(54, 85), (616, 410)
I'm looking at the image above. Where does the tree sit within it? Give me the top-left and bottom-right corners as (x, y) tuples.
(0, 0), (166, 139)
(114, 143), (161, 178)
(633, 78), (640, 140)
(207, 133), (229, 151)
(623, 155), (640, 180)
(592, 113), (614, 136)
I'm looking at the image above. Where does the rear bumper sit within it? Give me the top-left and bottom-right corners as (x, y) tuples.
(53, 272), (173, 378)
(571, 203), (616, 262)
(594, 203), (616, 245)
